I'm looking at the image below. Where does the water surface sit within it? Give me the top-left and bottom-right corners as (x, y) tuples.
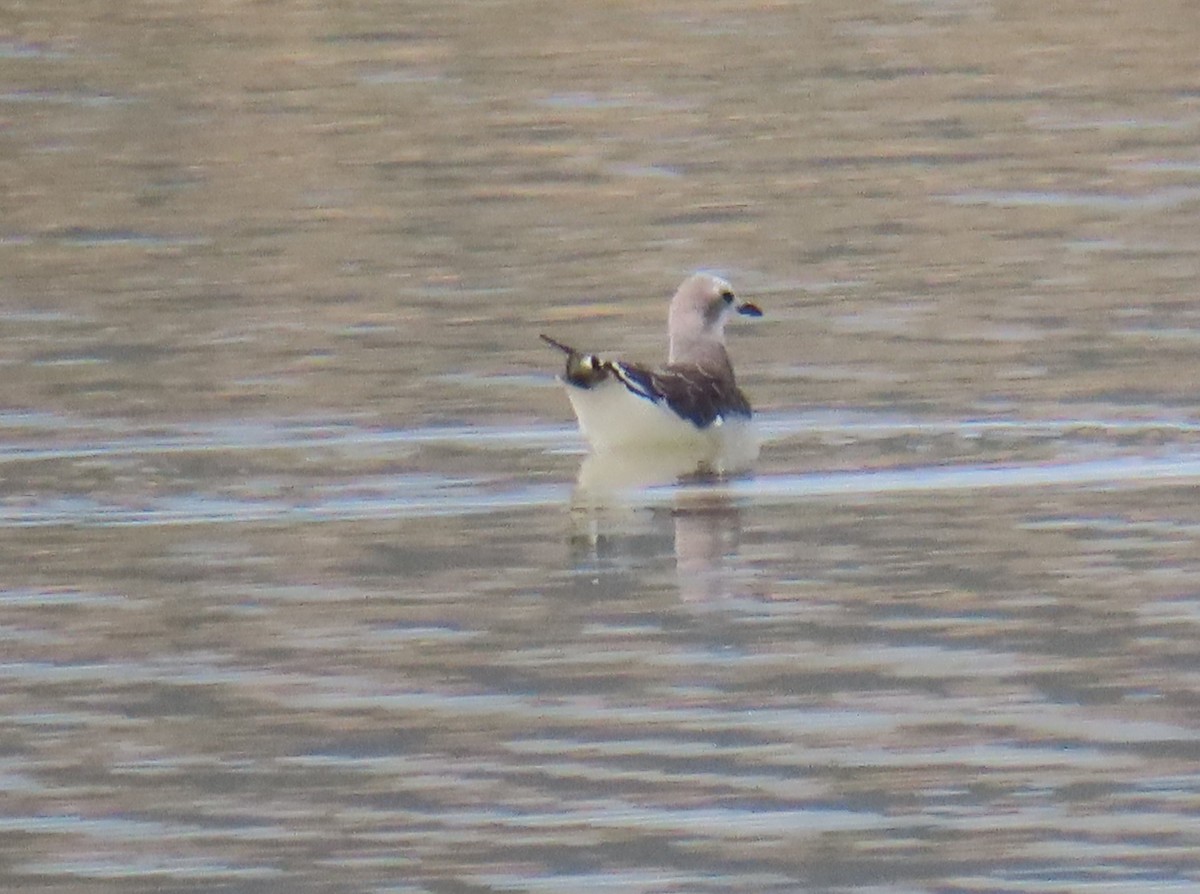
(3, 1), (1200, 891)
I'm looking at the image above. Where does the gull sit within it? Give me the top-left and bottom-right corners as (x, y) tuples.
(541, 273), (763, 473)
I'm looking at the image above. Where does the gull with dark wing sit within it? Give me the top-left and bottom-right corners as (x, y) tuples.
(541, 273), (763, 474)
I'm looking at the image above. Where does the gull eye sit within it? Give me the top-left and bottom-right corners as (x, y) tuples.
(720, 289), (735, 304)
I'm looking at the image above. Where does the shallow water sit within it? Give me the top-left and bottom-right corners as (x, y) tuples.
(4, 1), (1200, 892)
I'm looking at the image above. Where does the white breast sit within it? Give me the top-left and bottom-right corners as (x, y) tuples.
(563, 378), (759, 473)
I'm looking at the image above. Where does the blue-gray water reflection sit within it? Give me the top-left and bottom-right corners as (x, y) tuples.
(4, 413), (1200, 890)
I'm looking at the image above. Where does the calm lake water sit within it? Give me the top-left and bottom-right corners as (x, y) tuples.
(3, 1), (1200, 892)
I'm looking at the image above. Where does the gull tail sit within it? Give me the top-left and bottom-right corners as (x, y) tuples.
(539, 333), (610, 388)
(539, 333), (576, 356)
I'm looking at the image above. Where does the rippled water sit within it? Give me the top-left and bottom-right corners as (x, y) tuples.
(4, 1), (1200, 892)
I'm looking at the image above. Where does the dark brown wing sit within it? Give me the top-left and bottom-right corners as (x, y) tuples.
(611, 361), (751, 429)
(542, 334), (752, 429)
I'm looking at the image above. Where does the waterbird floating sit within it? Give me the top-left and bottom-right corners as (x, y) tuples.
(541, 273), (763, 475)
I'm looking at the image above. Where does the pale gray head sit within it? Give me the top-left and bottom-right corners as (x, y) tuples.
(667, 273), (762, 365)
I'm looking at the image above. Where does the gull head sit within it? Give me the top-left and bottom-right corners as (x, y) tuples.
(668, 273), (762, 364)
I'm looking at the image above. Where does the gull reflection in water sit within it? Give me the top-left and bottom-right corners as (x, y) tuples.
(568, 448), (755, 603)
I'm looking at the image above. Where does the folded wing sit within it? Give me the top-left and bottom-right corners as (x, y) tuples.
(610, 361), (751, 429)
